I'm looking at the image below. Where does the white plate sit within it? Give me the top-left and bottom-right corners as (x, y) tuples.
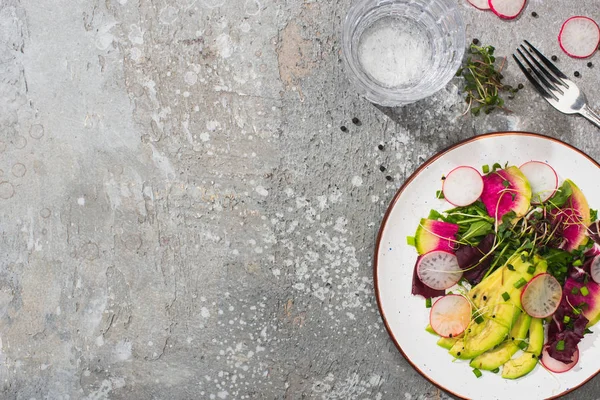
(374, 132), (600, 400)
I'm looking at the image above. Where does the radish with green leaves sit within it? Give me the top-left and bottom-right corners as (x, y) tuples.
(521, 273), (562, 318)
(442, 166), (484, 207)
(519, 161), (558, 204)
(417, 250), (463, 290)
(429, 294), (472, 338)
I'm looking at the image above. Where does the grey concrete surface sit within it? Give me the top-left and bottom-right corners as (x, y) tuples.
(1, 0), (600, 399)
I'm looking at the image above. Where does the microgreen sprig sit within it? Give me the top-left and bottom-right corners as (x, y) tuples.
(456, 44), (520, 116)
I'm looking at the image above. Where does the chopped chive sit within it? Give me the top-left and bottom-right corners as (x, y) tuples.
(492, 162), (502, 171)
(574, 308), (581, 315)
(507, 264), (515, 271)
(491, 367), (500, 374)
(518, 341), (528, 351)
(581, 286), (590, 297)
(502, 292), (510, 301)
(573, 259), (583, 267)
(563, 315), (571, 324)
(514, 278), (527, 289)
(527, 265), (536, 274)
(407, 236), (416, 246)
(426, 298), (432, 308)
(436, 190), (444, 199)
(482, 164), (490, 174)
(556, 340), (565, 351)
(571, 287), (580, 295)
(474, 315), (485, 324)
(472, 368), (482, 378)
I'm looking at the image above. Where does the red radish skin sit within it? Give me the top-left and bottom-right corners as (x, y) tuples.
(542, 346), (579, 373)
(429, 295), (472, 338)
(417, 250), (463, 290)
(520, 273), (562, 318)
(468, 0), (490, 10)
(559, 16), (600, 59)
(442, 166), (484, 207)
(519, 161), (558, 204)
(488, 0), (526, 20)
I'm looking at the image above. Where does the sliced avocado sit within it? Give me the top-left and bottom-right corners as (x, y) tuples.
(470, 312), (531, 370)
(425, 324), (437, 335)
(501, 352), (538, 379)
(463, 318), (510, 358)
(526, 318), (544, 356)
(449, 338), (484, 360)
(460, 254), (538, 358)
(437, 336), (458, 350)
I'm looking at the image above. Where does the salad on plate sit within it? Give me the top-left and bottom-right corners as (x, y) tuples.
(407, 161), (600, 379)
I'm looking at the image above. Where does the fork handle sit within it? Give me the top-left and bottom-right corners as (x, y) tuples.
(580, 105), (600, 129)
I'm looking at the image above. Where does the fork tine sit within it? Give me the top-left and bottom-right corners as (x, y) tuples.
(516, 49), (560, 101)
(519, 44), (565, 91)
(523, 40), (569, 82)
(512, 54), (555, 101)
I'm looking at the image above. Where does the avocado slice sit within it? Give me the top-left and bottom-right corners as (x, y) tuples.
(456, 254), (543, 359)
(501, 352), (538, 379)
(437, 336), (459, 350)
(527, 318), (544, 356)
(500, 318), (545, 379)
(470, 312), (531, 370)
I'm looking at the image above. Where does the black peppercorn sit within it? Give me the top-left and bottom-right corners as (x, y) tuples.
(574, 71), (580, 77)
(531, 11), (538, 18)
(518, 83), (524, 89)
(340, 126), (348, 132)
(551, 55), (558, 61)
(379, 165), (386, 172)
(351, 117), (361, 125)
(588, 62), (593, 68)
(378, 144), (384, 150)
(472, 38), (480, 45)
(385, 175), (393, 181)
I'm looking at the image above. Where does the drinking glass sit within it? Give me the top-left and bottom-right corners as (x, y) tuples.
(342, 0), (466, 107)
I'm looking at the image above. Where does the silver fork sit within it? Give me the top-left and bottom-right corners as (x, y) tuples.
(513, 40), (600, 129)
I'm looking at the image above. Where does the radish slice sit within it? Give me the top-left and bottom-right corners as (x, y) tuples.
(521, 273), (562, 318)
(559, 16), (600, 59)
(442, 166), (484, 207)
(417, 250), (463, 290)
(488, 0), (526, 19)
(541, 346), (579, 373)
(468, 0), (490, 10)
(591, 255), (600, 284)
(519, 161), (558, 204)
(429, 295), (472, 338)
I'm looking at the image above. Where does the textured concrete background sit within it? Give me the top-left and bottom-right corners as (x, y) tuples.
(1, 0), (600, 399)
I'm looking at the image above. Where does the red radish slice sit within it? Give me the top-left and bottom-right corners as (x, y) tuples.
(430, 294), (472, 338)
(591, 255), (600, 284)
(542, 346), (579, 373)
(488, 0), (526, 20)
(559, 16), (600, 59)
(519, 161), (558, 204)
(417, 250), (463, 290)
(442, 166), (484, 207)
(468, 0), (490, 10)
(521, 273), (562, 318)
